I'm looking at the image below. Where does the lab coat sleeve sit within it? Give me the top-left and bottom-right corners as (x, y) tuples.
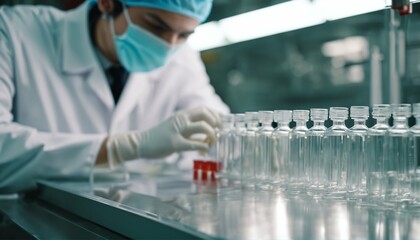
(0, 19), (105, 194)
(171, 46), (230, 169)
(174, 46), (230, 114)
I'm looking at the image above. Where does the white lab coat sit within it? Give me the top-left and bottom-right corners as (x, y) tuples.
(0, 2), (229, 193)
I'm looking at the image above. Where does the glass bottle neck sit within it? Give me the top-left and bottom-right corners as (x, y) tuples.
(412, 117), (420, 131)
(236, 122), (246, 128)
(222, 122), (233, 129)
(260, 121), (272, 127)
(277, 122), (290, 128)
(374, 117), (388, 125)
(332, 119), (346, 127)
(353, 118), (367, 126)
(371, 117), (389, 130)
(295, 120), (307, 127)
(312, 120), (325, 127)
(393, 117), (408, 128)
(247, 121), (259, 128)
(261, 122), (273, 128)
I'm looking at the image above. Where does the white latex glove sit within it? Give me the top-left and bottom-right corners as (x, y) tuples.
(107, 107), (221, 165)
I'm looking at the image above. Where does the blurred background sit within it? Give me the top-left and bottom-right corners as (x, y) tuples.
(1, 0), (420, 124)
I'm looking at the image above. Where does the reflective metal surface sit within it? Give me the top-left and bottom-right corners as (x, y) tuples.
(0, 196), (124, 239)
(38, 173), (420, 240)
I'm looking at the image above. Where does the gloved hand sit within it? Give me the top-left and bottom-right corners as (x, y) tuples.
(107, 107), (222, 165)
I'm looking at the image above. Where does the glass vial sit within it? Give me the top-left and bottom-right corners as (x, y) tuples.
(410, 103), (420, 205)
(288, 110), (309, 193)
(347, 106), (369, 199)
(307, 108), (328, 197)
(230, 113), (247, 181)
(241, 112), (260, 186)
(216, 114), (234, 178)
(384, 104), (412, 205)
(271, 110), (292, 187)
(255, 111), (274, 185)
(324, 107), (350, 197)
(366, 104), (391, 201)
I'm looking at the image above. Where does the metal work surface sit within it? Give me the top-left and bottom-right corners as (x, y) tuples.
(0, 195), (125, 239)
(38, 174), (420, 240)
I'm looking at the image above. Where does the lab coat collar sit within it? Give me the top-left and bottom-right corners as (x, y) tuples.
(60, 1), (96, 74)
(59, 2), (115, 111)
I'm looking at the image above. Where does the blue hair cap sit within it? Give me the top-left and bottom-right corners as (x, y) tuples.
(124, 0), (213, 23)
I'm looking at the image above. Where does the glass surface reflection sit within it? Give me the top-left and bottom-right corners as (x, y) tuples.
(85, 175), (420, 240)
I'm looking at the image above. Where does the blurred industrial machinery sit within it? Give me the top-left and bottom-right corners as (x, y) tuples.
(1, 0), (420, 120)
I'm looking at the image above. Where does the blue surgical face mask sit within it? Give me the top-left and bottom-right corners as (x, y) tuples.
(110, 6), (179, 72)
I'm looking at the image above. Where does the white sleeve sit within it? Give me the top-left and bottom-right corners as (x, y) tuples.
(171, 46), (230, 169)
(174, 46), (230, 114)
(0, 14), (105, 194)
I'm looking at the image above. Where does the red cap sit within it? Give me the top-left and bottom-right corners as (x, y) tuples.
(202, 161), (210, 171)
(209, 161), (217, 171)
(201, 161), (210, 181)
(193, 160), (204, 170)
(209, 161), (217, 181)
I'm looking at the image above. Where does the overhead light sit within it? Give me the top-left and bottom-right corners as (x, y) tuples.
(188, 0), (387, 51)
(322, 36), (368, 58)
(187, 22), (229, 51)
(219, 0), (325, 43)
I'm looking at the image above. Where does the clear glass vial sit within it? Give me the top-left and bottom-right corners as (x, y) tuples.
(288, 110), (309, 193)
(255, 111), (274, 185)
(324, 107), (350, 197)
(410, 103), (420, 205)
(271, 110), (292, 187)
(384, 104), (412, 205)
(366, 104), (391, 201)
(216, 114), (234, 178)
(241, 112), (260, 186)
(307, 108), (328, 197)
(347, 106), (369, 199)
(230, 113), (247, 181)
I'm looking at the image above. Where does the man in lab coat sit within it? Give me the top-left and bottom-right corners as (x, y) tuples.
(0, 0), (229, 193)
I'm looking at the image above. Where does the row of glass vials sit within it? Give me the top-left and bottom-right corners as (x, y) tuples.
(216, 103), (420, 206)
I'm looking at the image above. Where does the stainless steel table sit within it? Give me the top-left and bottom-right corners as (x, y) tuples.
(32, 172), (420, 240)
(0, 194), (125, 239)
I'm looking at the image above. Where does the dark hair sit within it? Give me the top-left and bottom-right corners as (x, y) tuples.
(110, 0), (124, 17)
